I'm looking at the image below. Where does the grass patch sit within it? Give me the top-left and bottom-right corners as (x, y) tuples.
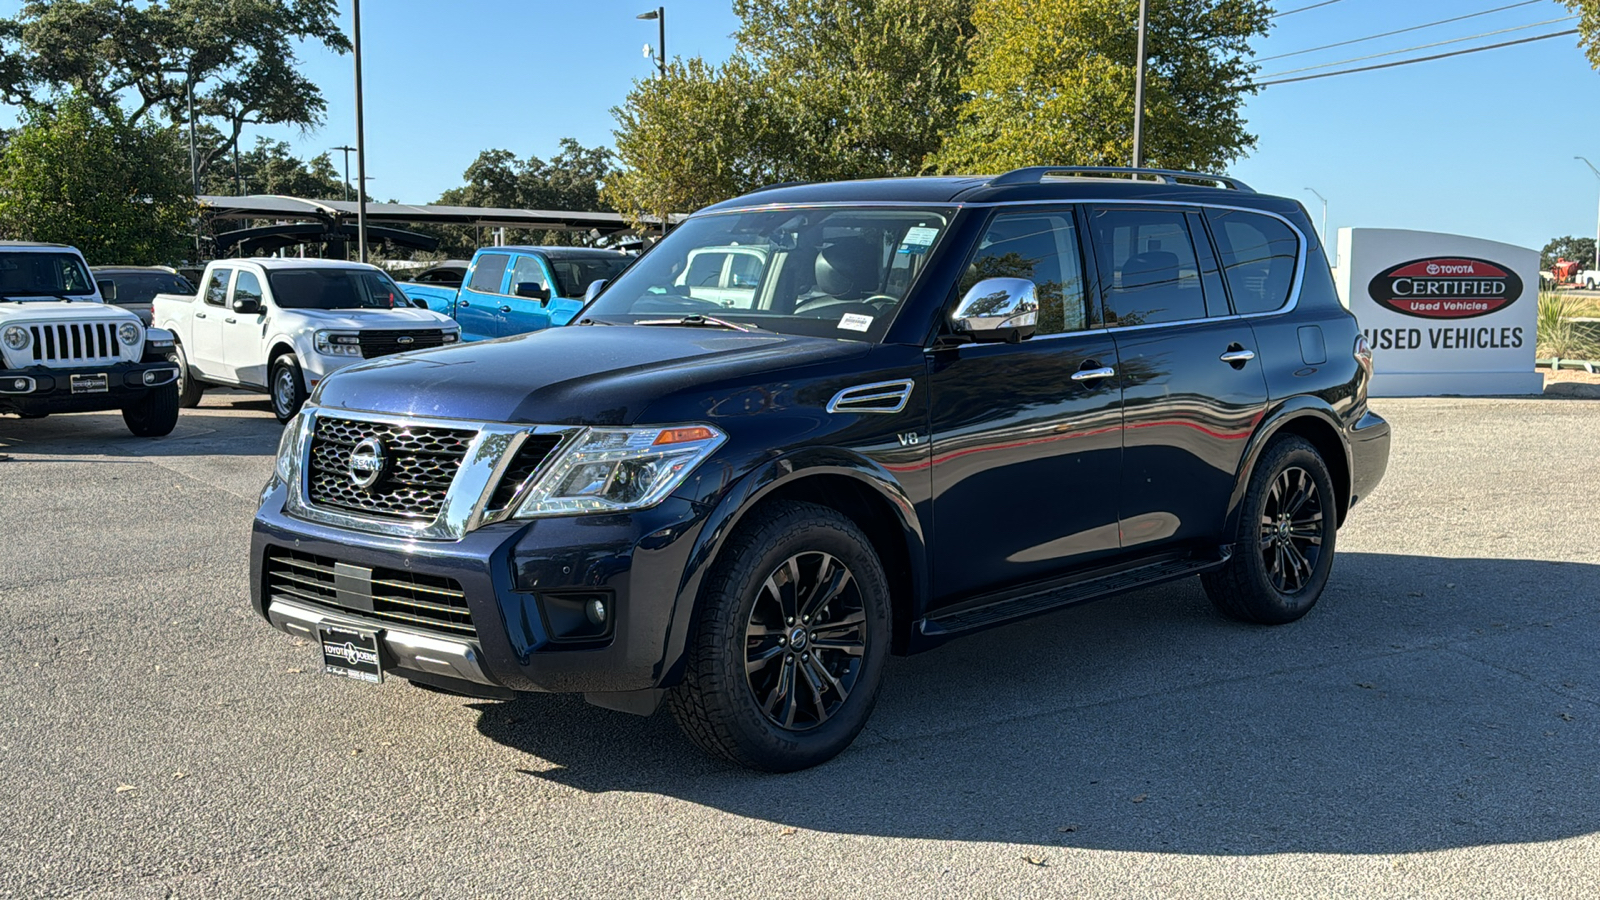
(1538, 291), (1600, 359)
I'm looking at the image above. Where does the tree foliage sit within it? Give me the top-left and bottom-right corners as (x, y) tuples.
(423, 138), (616, 256)
(0, 0), (349, 181)
(1542, 235), (1598, 270)
(0, 95), (195, 264)
(935, 0), (1269, 174)
(1566, 1), (1600, 67)
(199, 136), (347, 199)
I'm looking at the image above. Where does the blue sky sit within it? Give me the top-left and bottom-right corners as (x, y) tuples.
(2, 1), (1598, 252)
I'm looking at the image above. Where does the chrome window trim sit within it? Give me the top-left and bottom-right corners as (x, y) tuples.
(283, 407), (579, 541)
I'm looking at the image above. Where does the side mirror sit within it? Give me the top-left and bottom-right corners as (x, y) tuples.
(583, 279), (607, 303)
(232, 296), (263, 315)
(96, 279), (117, 302)
(515, 282), (551, 304)
(951, 277), (1038, 343)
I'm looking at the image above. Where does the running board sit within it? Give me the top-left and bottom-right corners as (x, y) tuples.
(919, 552), (1229, 637)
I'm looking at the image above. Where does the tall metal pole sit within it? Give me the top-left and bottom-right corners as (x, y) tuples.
(1305, 187), (1328, 244)
(657, 7), (665, 79)
(353, 0), (369, 263)
(186, 79), (197, 194)
(333, 145), (355, 201)
(1132, 0), (1149, 169)
(1576, 157), (1600, 273)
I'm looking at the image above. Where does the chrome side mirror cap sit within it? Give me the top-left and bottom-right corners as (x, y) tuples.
(583, 279), (607, 304)
(951, 277), (1038, 343)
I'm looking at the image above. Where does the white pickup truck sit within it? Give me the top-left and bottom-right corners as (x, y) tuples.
(0, 241), (181, 436)
(153, 258), (460, 421)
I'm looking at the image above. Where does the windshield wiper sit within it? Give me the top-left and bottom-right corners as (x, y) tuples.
(576, 317), (615, 326)
(633, 315), (761, 333)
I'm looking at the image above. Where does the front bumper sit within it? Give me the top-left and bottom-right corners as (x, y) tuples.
(250, 477), (709, 696)
(0, 361), (178, 415)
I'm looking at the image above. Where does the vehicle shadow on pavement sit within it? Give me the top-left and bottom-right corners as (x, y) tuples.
(0, 394), (282, 459)
(474, 551), (1600, 855)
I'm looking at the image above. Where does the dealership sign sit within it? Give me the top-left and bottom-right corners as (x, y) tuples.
(1335, 229), (1542, 397)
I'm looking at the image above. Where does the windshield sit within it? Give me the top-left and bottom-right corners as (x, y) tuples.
(100, 271), (193, 305)
(0, 252), (97, 299)
(546, 255), (631, 298)
(266, 267), (408, 310)
(583, 207), (951, 340)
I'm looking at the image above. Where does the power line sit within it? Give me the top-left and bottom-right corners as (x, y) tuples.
(1258, 0), (1546, 62)
(1259, 15), (1576, 79)
(1273, 0), (1347, 18)
(1256, 28), (1578, 86)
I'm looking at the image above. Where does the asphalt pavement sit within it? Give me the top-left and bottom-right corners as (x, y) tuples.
(2, 391), (1599, 899)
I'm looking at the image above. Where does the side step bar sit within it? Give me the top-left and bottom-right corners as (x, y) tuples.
(919, 551), (1230, 637)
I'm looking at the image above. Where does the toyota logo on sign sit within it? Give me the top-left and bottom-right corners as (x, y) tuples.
(1367, 256), (1523, 320)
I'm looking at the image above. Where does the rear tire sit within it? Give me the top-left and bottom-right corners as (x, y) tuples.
(1201, 436), (1337, 624)
(270, 355), (307, 423)
(667, 501), (891, 772)
(169, 343), (205, 408)
(122, 383), (180, 437)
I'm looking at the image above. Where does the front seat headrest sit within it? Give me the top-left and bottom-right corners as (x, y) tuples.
(814, 238), (879, 300)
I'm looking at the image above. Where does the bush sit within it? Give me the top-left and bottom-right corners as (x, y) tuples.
(1537, 291), (1600, 360)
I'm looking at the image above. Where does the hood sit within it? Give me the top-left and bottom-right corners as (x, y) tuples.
(0, 299), (135, 323)
(282, 307), (454, 330)
(314, 324), (871, 425)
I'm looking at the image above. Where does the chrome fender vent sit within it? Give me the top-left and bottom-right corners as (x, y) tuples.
(826, 379), (914, 414)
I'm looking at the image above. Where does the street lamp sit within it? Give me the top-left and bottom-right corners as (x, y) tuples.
(1576, 156), (1600, 273)
(332, 145), (356, 202)
(1131, 0), (1148, 168)
(352, 0), (370, 263)
(1304, 187), (1328, 245)
(638, 7), (665, 79)
(160, 66), (199, 196)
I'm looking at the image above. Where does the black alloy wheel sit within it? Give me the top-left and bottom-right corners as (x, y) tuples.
(743, 551), (868, 731)
(1259, 466), (1325, 593)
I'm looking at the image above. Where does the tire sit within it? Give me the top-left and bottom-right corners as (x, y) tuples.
(270, 355), (307, 423)
(667, 500), (891, 772)
(121, 383), (180, 437)
(169, 343), (205, 408)
(1201, 436), (1338, 625)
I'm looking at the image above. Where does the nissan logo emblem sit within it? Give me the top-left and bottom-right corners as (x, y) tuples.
(347, 437), (387, 489)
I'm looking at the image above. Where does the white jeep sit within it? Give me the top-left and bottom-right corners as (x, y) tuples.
(0, 242), (181, 436)
(153, 258), (460, 422)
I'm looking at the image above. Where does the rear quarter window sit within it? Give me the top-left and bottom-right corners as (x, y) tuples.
(1204, 209), (1300, 315)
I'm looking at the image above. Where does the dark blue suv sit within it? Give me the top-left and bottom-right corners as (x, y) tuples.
(252, 167), (1391, 771)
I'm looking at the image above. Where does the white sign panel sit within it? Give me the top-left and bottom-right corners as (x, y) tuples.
(1335, 228), (1542, 396)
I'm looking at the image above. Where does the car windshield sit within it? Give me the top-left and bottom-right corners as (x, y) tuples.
(100, 271), (193, 305)
(582, 207), (951, 341)
(0, 252), (97, 299)
(545, 255), (631, 298)
(266, 267), (408, 310)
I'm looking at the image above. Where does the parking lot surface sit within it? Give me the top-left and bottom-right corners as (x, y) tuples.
(3, 392), (1599, 899)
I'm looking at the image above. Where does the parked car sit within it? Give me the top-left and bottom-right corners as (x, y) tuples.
(251, 167), (1391, 771)
(92, 265), (195, 325)
(677, 244), (769, 308)
(1, 242), (181, 435)
(399, 260), (469, 291)
(398, 246), (631, 341)
(153, 258), (460, 422)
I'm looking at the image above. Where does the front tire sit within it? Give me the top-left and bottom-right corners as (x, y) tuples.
(1202, 436), (1338, 624)
(270, 355), (307, 423)
(169, 342), (205, 408)
(121, 383), (180, 437)
(667, 501), (891, 772)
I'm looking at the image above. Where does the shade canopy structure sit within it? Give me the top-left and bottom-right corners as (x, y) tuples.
(198, 195), (670, 234)
(212, 222), (440, 256)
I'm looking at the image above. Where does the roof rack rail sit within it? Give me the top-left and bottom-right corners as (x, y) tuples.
(988, 166), (1254, 193)
(745, 180), (811, 195)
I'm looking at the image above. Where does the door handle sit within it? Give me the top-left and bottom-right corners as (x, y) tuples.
(195, 312), (207, 319)
(499, 305), (512, 313)
(1071, 366), (1117, 382)
(224, 317), (237, 324)
(1220, 349), (1256, 364)
(458, 300), (470, 308)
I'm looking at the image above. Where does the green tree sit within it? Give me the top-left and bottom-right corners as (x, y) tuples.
(200, 136), (347, 199)
(423, 138), (617, 255)
(0, 95), (194, 264)
(935, 0), (1270, 174)
(1542, 235), (1598, 270)
(0, 0), (349, 182)
(1567, 2), (1600, 66)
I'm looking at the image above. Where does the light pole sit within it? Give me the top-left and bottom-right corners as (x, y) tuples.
(1304, 187), (1328, 244)
(332, 145), (356, 202)
(1131, 0), (1148, 168)
(638, 7), (665, 79)
(1576, 156), (1600, 273)
(352, 0), (369, 263)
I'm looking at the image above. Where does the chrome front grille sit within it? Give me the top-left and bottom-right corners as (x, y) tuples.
(264, 547), (475, 636)
(29, 321), (125, 365)
(306, 416), (476, 520)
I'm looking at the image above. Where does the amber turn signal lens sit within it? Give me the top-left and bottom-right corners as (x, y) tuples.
(653, 426), (717, 446)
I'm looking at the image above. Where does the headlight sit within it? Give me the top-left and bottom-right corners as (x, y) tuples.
(273, 409), (314, 485)
(314, 330), (362, 356)
(118, 322), (141, 345)
(513, 424), (725, 518)
(2, 325), (28, 351)
(442, 331), (459, 344)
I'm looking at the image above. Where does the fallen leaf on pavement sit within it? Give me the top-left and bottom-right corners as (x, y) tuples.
(1131, 794), (1147, 803)
(1022, 856), (1048, 867)
(1357, 682), (1376, 689)
(1560, 713), (1575, 722)
(114, 784), (136, 793)
(1056, 825), (1079, 833)
(779, 827), (796, 836)
(285, 668), (303, 674)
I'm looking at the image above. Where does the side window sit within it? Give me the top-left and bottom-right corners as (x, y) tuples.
(683, 252), (727, 288)
(727, 252), (763, 288)
(1205, 209), (1300, 315)
(509, 256), (549, 296)
(960, 211), (1088, 336)
(204, 269), (232, 307)
(1088, 208), (1207, 327)
(232, 271), (263, 306)
(467, 253), (510, 293)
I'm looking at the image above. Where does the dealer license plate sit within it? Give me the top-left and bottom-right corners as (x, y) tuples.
(318, 624), (383, 684)
(69, 373), (108, 394)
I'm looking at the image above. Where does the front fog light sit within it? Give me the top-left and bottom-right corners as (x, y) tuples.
(585, 598), (609, 627)
(2, 325), (29, 351)
(514, 424), (725, 518)
(118, 323), (140, 345)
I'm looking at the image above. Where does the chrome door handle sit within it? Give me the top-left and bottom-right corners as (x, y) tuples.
(1220, 349), (1256, 363)
(1071, 366), (1117, 382)
(458, 300), (470, 308)
(499, 305), (512, 313)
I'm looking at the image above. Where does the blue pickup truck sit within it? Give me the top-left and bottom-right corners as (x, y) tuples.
(399, 246), (631, 341)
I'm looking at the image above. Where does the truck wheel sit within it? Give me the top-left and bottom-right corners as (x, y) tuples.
(1202, 436), (1338, 624)
(169, 343), (205, 408)
(667, 501), (891, 772)
(121, 383), (180, 437)
(270, 355), (308, 423)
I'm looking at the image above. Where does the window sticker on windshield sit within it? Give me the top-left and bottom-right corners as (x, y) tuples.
(898, 226), (940, 255)
(838, 313), (873, 332)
